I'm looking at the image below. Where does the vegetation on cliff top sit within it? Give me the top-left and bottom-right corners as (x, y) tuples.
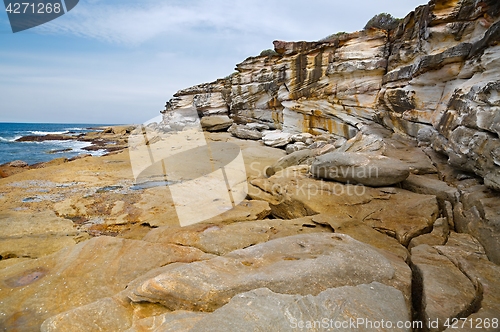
(364, 13), (401, 31)
(260, 49), (279, 57)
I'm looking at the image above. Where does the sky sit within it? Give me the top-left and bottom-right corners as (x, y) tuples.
(0, 0), (427, 124)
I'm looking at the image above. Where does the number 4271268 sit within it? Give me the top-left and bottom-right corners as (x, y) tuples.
(5, 2), (62, 14)
(444, 318), (498, 329)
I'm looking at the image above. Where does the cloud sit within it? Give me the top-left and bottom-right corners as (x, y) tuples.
(37, 0), (427, 45)
(37, 0), (294, 44)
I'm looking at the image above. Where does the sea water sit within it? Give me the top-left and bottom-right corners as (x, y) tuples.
(0, 123), (114, 165)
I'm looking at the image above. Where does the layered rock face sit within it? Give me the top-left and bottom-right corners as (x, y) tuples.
(163, 0), (500, 191)
(160, 0), (500, 267)
(3, 1), (500, 331)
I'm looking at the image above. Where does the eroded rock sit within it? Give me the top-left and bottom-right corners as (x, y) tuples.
(129, 233), (411, 311)
(130, 283), (410, 332)
(311, 152), (410, 187)
(411, 244), (478, 332)
(249, 166), (439, 246)
(0, 237), (212, 331)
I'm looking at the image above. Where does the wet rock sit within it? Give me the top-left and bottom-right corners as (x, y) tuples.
(200, 115), (233, 132)
(7, 160), (28, 167)
(15, 134), (74, 142)
(311, 152), (410, 187)
(411, 244), (478, 332)
(129, 233), (412, 312)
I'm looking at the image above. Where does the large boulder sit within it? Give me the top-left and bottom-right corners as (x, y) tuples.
(311, 152), (410, 187)
(411, 244), (478, 332)
(200, 115), (233, 132)
(265, 149), (316, 177)
(129, 233), (411, 311)
(228, 124), (262, 140)
(127, 283), (410, 332)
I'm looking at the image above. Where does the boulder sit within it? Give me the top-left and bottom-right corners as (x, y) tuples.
(200, 115), (233, 132)
(129, 233), (412, 311)
(285, 142), (307, 154)
(411, 244), (478, 332)
(228, 124), (262, 140)
(265, 149), (316, 177)
(129, 283), (410, 332)
(436, 233), (500, 332)
(312, 214), (409, 261)
(262, 131), (292, 147)
(311, 152), (410, 187)
(408, 217), (449, 250)
(402, 174), (458, 209)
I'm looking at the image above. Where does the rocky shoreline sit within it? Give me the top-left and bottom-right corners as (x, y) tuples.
(0, 124), (499, 331)
(0, 125), (134, 179)
(1, 0), (500, 331)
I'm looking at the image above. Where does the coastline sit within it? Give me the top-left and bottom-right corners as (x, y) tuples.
(0, 125), (134, 179)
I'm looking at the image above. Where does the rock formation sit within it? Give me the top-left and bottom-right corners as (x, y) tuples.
(161, 0), (500, 264)
(1, 0), (500, 331)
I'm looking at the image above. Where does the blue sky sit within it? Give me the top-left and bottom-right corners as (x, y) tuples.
(1, 0), (427, 124)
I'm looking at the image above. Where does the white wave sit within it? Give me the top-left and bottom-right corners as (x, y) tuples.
(0, 135), (22, 142)
(65, 127), (87, 131)
(29, 131), (68, 135)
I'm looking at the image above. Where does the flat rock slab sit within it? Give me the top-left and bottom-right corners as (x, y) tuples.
(411, 244), (478, 332)
(0, 236), (213, 331)
(435, 233), (500, 332)
(0, 211), (82, 260)
(130, 283), (410, 332)
(312, 214), (409, 261)
(125, 310), (208, 332)
(143, 216), (332, 256)
(311, 152), (410, 186)
(129, 233), (411, 312)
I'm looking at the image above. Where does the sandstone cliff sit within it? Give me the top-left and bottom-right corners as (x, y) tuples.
(163, 0), (500, 191)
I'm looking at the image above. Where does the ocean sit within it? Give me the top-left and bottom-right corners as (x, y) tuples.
(0, 123), (114, 165)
